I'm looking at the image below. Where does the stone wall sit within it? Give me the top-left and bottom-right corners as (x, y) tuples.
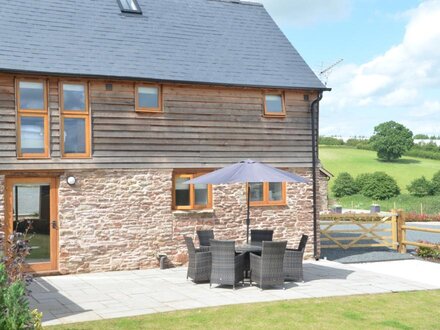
(319, 171), (329, 211)
(56, 168), (317, 274)
(0, 168), (321, 274)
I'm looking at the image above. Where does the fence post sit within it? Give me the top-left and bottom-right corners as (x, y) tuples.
(391, 209), (398, 250)
(397, 210), (407, 253)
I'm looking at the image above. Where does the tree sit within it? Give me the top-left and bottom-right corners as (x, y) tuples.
(407, 177), (434, 197)
(370, 121), (414, 161)
(332, 172), (359, 197)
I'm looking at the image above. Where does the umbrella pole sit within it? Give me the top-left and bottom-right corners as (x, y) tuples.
(246, 183), (250, 244)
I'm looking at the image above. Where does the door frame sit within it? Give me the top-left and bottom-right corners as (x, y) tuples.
(4, 176), (59, 273)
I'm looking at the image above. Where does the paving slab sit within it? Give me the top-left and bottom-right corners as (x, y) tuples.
(29, 260), (440, 326)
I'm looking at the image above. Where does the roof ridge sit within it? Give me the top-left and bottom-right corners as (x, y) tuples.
(207, 0), (263, 7)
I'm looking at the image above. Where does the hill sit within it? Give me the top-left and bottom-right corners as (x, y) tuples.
(319, 146), (440, 193)
(319, 146), (440, 213)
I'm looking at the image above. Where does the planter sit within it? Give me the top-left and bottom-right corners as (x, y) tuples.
(332, 205), (342, 214)
(370, 204), (380, 213)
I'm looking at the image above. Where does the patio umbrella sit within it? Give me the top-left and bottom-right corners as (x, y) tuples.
(185, 159), (309, 243)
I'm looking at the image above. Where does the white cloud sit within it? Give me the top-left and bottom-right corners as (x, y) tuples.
(322, 0), (440, 135)
(254, 0), (351, 27)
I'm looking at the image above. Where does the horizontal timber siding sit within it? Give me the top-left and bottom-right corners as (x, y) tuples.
(0, 73), (317, 170)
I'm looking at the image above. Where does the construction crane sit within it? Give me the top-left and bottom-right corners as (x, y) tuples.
(318, 58), (343, 86)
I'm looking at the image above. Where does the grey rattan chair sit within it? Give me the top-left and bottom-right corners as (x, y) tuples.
(250, 229), (274, 246)
(197, 230), (214, 249)
(284, 234), (308, 282)
(210, 240), (246, 289)
(184, 236), (212, 283)
(250, 241), (287, 290)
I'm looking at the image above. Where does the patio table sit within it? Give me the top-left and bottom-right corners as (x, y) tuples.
(235, 244), (262, 278)
(235, 244), (262, 254)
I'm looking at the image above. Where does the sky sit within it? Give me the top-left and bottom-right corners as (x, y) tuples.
(255, 0), (440, 137)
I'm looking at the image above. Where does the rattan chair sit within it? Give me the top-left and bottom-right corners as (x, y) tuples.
(210, 240), (246, 289)
(250, 229), (274, 246)
(250, 241), (287, 290)
(184, 236), (211, 283)
(197, 230), (214, 249)
(284, 234), (308, 282)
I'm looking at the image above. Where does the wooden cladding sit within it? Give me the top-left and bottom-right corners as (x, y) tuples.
(0, 72), (317, 170)
(59, 81), (91, 158)
(16, 79), (50, 159)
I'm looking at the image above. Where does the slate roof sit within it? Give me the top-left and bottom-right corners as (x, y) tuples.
(0, 0), (326, 90)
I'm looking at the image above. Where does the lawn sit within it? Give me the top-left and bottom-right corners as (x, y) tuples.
(319, 146), (440, 193)
(47, 290), (440, 330)
(319, 146), (440, 212)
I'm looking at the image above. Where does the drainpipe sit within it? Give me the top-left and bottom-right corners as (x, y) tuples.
(310, 92), (323, 261)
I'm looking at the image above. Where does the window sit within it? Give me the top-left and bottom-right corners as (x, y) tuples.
(60, 82), (91, 158)
(117, 0), (142, 14)
(16, 80), (49, 158)
(135, 84), (162, 112)
(264, 93), (286, 117)
(173, 172), (212, 210)
(249, 182), (286, 206)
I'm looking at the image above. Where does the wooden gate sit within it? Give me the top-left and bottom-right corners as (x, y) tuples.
(320, 212), (398, 250)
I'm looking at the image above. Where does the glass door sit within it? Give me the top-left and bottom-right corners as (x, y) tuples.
(5, 177), (58, 272)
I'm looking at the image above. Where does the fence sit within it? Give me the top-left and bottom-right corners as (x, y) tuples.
(320, 212), (398, 250)
(320, 210), (440, 253)
(397, 211), (440, 253)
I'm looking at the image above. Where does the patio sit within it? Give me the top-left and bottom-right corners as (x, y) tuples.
(29, 259), (440, 326)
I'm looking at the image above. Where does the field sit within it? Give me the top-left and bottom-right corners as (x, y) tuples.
(49, 290), (440, 330)
(319, 146), (440, 213)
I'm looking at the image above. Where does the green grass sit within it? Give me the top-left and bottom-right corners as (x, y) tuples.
(319, 146), (440, 193)
(319, 146), (440, 212)
(47, 290), (440, 330)
(336, 194), (440, 214)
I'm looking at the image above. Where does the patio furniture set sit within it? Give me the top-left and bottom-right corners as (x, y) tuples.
(185, 229), (308, 290)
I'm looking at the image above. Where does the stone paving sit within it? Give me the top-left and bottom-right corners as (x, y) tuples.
(29, 260), (440, 326)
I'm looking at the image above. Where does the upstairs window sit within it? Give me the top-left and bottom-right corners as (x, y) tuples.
(60, 82), (91, 158)
(249, 182), (286, 206)
(16, 80), (49, 158)
(173, 172), (212, 210)
(117, 0), (142, 14)
(264, 93), (286, 117)
(135, 84), (162, 113)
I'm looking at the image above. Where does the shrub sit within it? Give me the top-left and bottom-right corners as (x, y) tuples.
(416, 243), (440, 259)
(319, 136), (344, 146)
(0, 264), (40, 330)
(361, 172), (400, 200)
(405, 213), (440, 222)
(355, 173), (373, 193)
(332, 172), (359, 197)
(431, 170), (440, 195)
(407, 176), (434, 197)
(0, 223), (42, 330)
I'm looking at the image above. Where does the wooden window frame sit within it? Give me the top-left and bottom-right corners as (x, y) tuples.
(248, 182), (287, 207)
(59, 81), (91, 158)
(16, 78), (50, 159)
(172, 171), (213, 210)
(263, 92), (286, 118)
(135, 83), (162, 113)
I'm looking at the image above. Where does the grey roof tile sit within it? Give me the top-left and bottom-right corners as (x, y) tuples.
(0, 0), (325, 89)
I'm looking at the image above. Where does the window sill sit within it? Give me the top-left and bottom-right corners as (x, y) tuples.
(172, 209), (215, 216)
